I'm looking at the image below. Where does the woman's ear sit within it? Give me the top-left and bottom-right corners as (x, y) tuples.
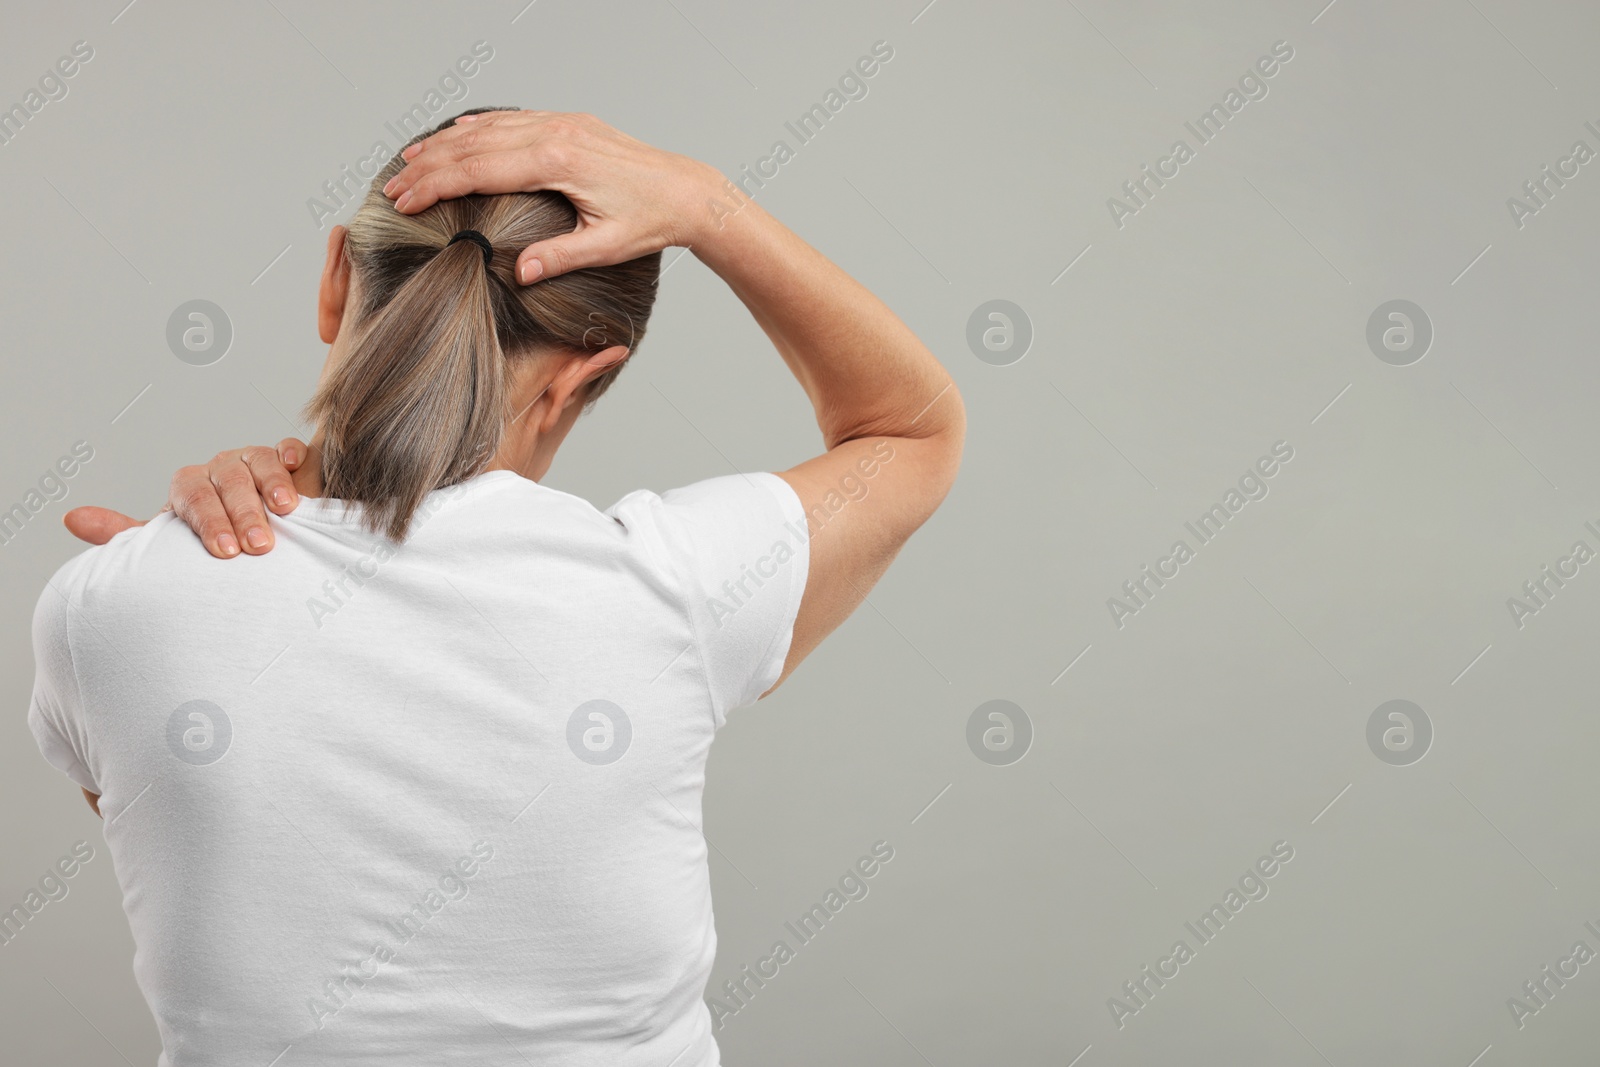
(537, 345), (631, 432)
(317, 226), (351, 344)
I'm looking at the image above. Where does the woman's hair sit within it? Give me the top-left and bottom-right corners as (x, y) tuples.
(304, 106), (661, 540)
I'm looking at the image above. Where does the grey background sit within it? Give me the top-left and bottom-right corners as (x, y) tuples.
(2, 0), (1597, 1063)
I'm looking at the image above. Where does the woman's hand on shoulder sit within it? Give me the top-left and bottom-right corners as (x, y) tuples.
(64, 439), (306, 559)
(381, 110), (725, 284)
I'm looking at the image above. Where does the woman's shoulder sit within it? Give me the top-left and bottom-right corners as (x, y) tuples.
(31, 512), (198, 639)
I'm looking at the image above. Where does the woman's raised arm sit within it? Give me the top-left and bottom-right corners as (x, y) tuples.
(73, 113), (965, 689)
(388, 110), (966, 691)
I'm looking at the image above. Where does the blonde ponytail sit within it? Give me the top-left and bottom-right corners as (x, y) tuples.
(304, 107), (661, 540)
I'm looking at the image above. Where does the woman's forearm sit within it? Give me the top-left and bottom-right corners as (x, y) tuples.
(690, 179), (962, 452)
(382, 114), (958, 453)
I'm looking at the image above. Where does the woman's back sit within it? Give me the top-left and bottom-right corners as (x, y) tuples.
(29, 468), (808, 1066)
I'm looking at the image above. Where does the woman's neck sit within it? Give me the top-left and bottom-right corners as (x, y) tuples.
(292, 437), (327, 499)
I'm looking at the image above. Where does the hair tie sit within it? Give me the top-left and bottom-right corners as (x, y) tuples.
(447, 229), (494, 269)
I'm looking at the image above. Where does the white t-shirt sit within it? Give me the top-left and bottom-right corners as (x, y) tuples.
(28, 468), (810, 1067)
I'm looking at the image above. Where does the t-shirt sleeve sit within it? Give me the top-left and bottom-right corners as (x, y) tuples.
(28, 570), (98, 794)
(612, 472), (810, 727)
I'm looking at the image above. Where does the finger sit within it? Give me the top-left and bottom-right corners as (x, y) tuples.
(212, 459), (276, 554)
(448, 108), (548, 129)
(391, 149), (559, 214)
(400, 110), (536, 162)
(390, 124), (513, 185)
(516, 225), (633, 283)
(429, 108), (536, 136)
(276, 437), (309, 471)
(169, 465), (242, 558)
(385, 117), (542, 199)
(390, 127), (570, 211)
(242, 445), (299, 515)
(62, 507), (143, 546)
(388, 115), (578, 209)
(401, 109), (546, 163)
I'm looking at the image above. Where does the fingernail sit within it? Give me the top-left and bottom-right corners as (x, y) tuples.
(382, 177), (397, 196)
(271, 488), (292, 508)
(521, 258), (543, 284)
(283, 447), (298, 465)
(401, 143), (420, 160)
(246, 527), (269, 549)
(218, 534), (240, 557)
(396, 190), (413, 212)
(455, 114), (479, 123)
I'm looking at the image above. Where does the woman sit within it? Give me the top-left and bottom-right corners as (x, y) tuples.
(34, 107), (964, 1065)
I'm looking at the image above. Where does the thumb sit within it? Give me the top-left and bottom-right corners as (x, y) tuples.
(515, 226), (628, 285)
(63, 506), (144, 546)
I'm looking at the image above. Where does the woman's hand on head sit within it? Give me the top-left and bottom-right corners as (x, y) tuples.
(63, 439), (307, 559)
(382, 110), (724, 284)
